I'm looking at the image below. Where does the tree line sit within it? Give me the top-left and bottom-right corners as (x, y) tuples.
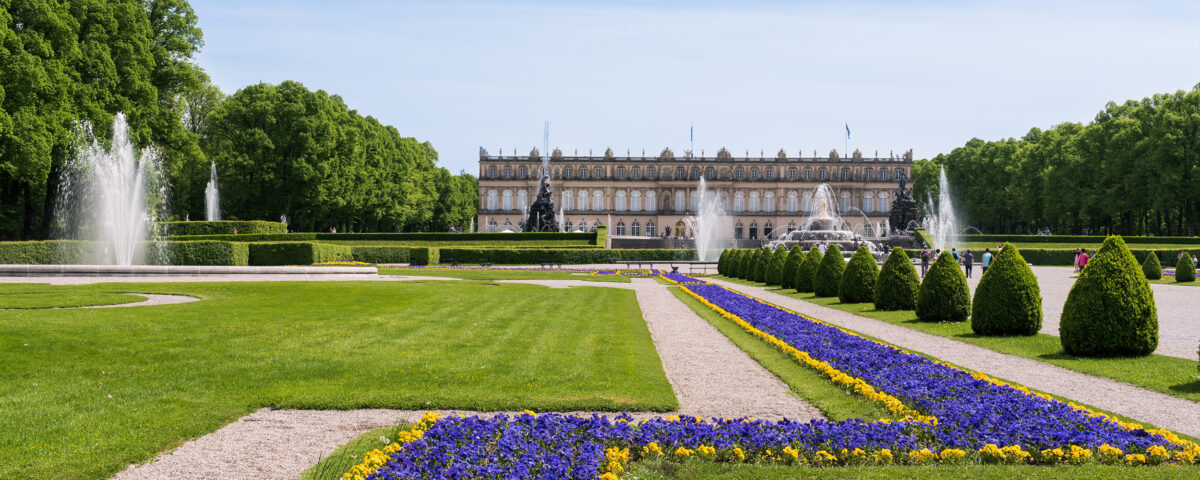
(913, 84), (1200, 236)
(0, 0), (476, 240)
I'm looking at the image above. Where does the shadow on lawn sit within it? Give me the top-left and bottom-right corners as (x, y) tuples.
(1169, 379), (1200, 394)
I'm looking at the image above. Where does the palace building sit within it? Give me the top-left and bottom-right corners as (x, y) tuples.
(476, 146), (914, 241)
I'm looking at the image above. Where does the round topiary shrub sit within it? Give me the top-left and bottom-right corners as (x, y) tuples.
(916, 252), (971, 322)
(780, 246), (805, 290)
(971, 245), (1042, 336)
(1141, 253), (1162, 280)
(839, 246), (878, 303)
(1060, 236), (1158, 357)
(795, 247), (822, 293)
(765, 246), (788, 286)
(813, 244), (846, 297)
(874, 247), (920, 311)
(1176, 253), (1196, 283)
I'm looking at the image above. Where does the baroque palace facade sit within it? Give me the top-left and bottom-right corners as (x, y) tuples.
(476, 146), (914, 240)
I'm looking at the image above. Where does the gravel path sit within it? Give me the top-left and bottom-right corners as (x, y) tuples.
(111, 278), (820, 480)
(87, 293), (200, 308)
(709, 278), (1200, 438)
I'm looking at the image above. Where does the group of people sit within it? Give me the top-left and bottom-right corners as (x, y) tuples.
(917, 245), (998, 279)
(1072, 248), (1095, 272)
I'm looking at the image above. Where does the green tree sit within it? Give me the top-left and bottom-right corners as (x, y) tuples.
(780, 246), (805, 289)
(1142, 253), (1162, 280)
(1060, 236), (1158, 356)
(916, 253), (971, 322)
(812, 244), (845, 297)
(874, 247), (920, 310)
(1177, 253), (1196, 282)
(795, 247), (822, 293)
(838, 246), (878, 303)
(752, 248), (769, 283)
(971, 245), (1042, 335)
(765, 246), (787, 286)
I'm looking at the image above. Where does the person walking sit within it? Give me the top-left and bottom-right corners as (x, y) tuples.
(963, 249), (974, 278)
(1077, 249), (1090, 271)
(920, 249), (931, 277)
(981, 248), (993, 274)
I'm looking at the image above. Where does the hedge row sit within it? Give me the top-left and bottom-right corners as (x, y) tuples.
(0, 240), (253, 266)
(153, 241), (250, 266)
(349, 246), (410, 264)
(161, 221), (287, 236)
(0, 240), (93, 264)
(163, 231), (601, 244)
(247, 242), (354, 266)
(433, 248), (694, 265)
(957, 233), (1200, 245)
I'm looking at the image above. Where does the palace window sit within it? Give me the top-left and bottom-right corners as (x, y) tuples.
(579, 168), (588, 180)
(690, 190), (699, 212)
(518, 190), (528, 211)
(766, 169), (774, 180)
(802, 192), (812, 213)
(631, 191), (642, 212)
(646, 191), (656, 211)
(502, 190), (514, 211)
(519, 166), (527, 179)
(898, 168), (906, 180)
(764, 192), (775, 213)
(864, 169), (872, 181)
(736, 168), (744, 180)
(564, 221), (573, 232)
(734, 222), (744, 239)
(691, 167), (700, 180)
(617, 168), (626, 180)
(631, 222), (641, 236)
(749, 192), (760, 213)
(595, 167), (603, 179)
(751, 169), (759, 181)
(804, 169), (811, 181)
(789, 168), (796, 181)
(734, 192), (745, 213)
(616, 191), (627, 212)
(647, 168), (656, 179)
(646, 221), (656, 237)
(787, 222), (797, 234)
(489, 166), (497, 178)
(705, 167), (714, 180)
(615, 222), (626, 236)
(503, 220), (513, 231)
(749, 222), (758, 240)
(878, 193), (889, 213)
(841, 168), (850, 181)
(675, 167), (685, 180)
(487, 190), (498, 210)
(504, 167), (512, 179)
(787, 192), (797, 213)
(674, 191), (685, 212)
(765, 222), (774, 239)
(563, 167), (573, 179)
(578, 190), (589, 211)
(840, 192), (851, 213)
(593, 191), (603, 211)
(819, 169), (827, 181)
(881, 169), (889, 181)
(562, 191), (573, 211)
(632, 168), (641, 180)
(863, 192), (874, 213)
(487, 220), (498, 232)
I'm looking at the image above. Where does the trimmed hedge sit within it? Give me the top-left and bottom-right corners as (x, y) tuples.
(0, 240), (249, 265)
(162, 220), (286, 236)
(916, 253), (971, 322)
(164, 231), (601, 244)
(350, 246), (410, 264)
(248, 242), (353, 266)
(795, 247), (822, 293)
(410, 247), (439, 266)
(1177, 253), (1196, 282)
(1142, 253), (1162, 280)
(839, 246), (878, 303)
(957, 233), (1200, 245)
(1060, 236), (1158, 357)
(970, 245), (1041, 336)
(780, 246), (805, 290)
(433, 248), (693, 265)
(156, 241), (250, 266)
(0, 240), (93, 264)
(812, 244), (845, 298)
(874, 247), (920, 311)
(765, 247), (788, 286)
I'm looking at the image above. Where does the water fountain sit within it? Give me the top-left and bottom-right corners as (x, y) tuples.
(922, 166), (959, 251)
(766, 183), (883, 260)
(681, 178), (732, 261)
(205, 161), (220, 221)
(54, 113), (167, 265)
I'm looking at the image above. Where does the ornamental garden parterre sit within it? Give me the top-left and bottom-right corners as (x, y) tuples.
(343, 267), (1200, 480)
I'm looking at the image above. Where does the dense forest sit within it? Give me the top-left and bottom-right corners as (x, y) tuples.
(913, 85), (1200, 236)
(0, 0), (476, 239)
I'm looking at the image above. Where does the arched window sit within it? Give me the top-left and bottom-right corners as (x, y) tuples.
(734, 222), (744, 239)
(764, 192), (775, 213)
(502, 190), (514, 211)
(840, 192), (851, 213)
(518, 191), (528, 211)
(562, 191), (574, 211)
(734, 192), (745, 213)
(787, 192), (798, 213)
(802, 192), (812, 213)
(487, 190), (498, 210)
(578, 190), (589, 211)
(631, 221), (641, 236)
(646, 191), (656, 211)
(749, 222), (759, 239)
(705, 167), (715, 180)
(674, 191), (685, 212)
(878, 192), (889, 213)
(593, 191), (603, 211)
(616, 191), (627, 212)
(631, 191), (642, 212)
(615, 221), (626, 236)
(764, 222), (774, 239)
(863, 192), (874, 213)
(646, 221), (656, 237)
(749, 192), (760, 213)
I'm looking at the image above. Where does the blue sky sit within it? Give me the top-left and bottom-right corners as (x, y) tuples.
(191, 0), (1200, 174)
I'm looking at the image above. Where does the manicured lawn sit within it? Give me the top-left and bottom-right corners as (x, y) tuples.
(667, 287), (889, 421)
(1152, 278), (1199, 286)
(0, 284), (144, 308)
(630, 460), (1200, 479)
(0, 280), (674, 480)
(379, 266), (631, 282)
(714, 276), (1200, 404)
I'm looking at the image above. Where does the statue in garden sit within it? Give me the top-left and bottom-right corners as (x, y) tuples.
(890, 175), (919, 234)
(524, 173), (560, 232)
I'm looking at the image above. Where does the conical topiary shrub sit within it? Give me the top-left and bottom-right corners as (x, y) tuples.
(738, 249), (754, 279)
(1177, 253), (1196, 283)
(752, 249), (768, 283)
(916, 252), (971, 322)
(874, 247), (920, 311)
(971, 245), (1042, 336)
(780, 246), (805, 289)
(813, 244), (846, 297)
(717, 249), (730, 276)
(839, 246), (879, 303)
(765, 246), (788, 286)
(795, 247), (822, 293)
(1141, 253), (1162, 280)
(1060, 236), (1158, 357)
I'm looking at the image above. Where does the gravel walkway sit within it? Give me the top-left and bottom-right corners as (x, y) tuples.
(709, 278), (1200, 438)
(111, 278), (820, 480)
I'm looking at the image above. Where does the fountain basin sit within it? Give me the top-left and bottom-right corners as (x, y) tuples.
(0, 265), (378, 277)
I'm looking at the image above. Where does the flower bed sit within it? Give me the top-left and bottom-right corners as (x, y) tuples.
(344, 280), (1200, 480)
(657, 272), (707, 284)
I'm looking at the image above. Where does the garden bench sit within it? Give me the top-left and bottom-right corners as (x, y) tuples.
(539, 259), (562, 269)
(443, 257), (460, 267)
(478, 258), (492, 267)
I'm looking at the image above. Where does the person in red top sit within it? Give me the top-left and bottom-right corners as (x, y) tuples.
(1077, 248), (1090, 270)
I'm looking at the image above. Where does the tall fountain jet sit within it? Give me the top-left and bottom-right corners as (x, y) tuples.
(922, 166), (959, 251)
(56, 113), (167, 265)
(205, 161), (220, 221)
(683, 178), (732, 261)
